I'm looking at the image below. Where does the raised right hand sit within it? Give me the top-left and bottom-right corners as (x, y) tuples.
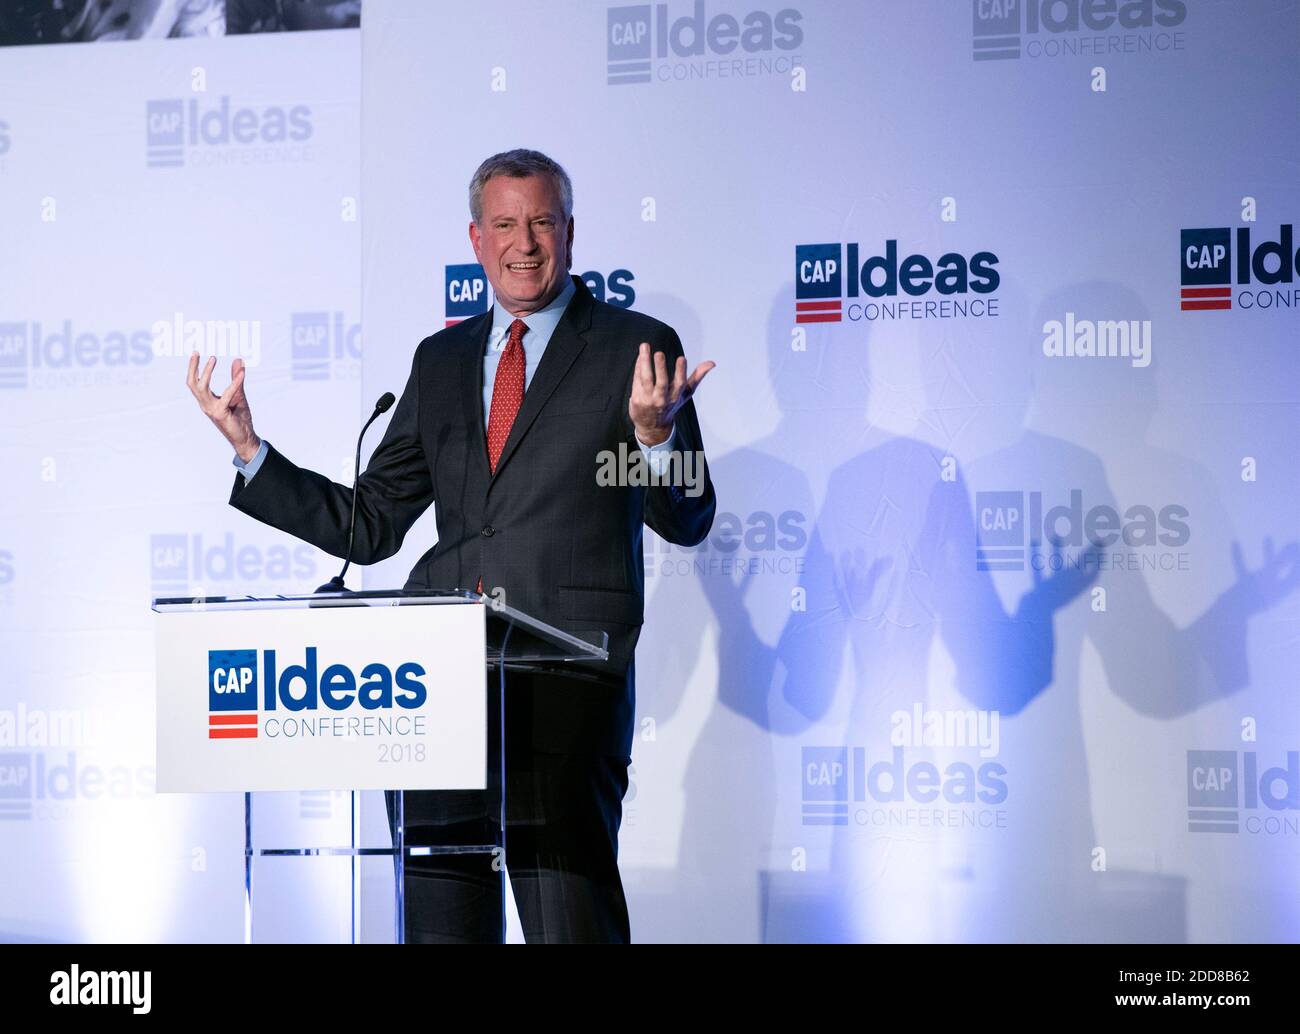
(187, 352), (261, 462)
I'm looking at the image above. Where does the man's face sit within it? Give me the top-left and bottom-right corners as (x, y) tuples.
(469, 174), (574, 316)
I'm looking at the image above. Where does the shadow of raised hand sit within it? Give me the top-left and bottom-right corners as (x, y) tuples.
(1184, 537), (1300, 696)
(832, 548), (894, 625)
(698, 563), (758, 634)
(987, 535), (1103, 713)
(1226, 537), (1300, 613)
(698, 565), (775, 725)
(1015, 535), (1102, 621)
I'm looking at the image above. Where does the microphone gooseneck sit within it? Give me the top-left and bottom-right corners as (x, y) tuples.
(314, 391), (396, 594)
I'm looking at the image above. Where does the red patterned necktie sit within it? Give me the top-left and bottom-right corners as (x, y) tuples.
(486, 318), (527, 474)
(477, 318), (527, 594)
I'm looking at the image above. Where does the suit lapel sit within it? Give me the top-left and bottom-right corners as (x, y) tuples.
(458, 310), (494, 484)
(489, 276), (595, 481)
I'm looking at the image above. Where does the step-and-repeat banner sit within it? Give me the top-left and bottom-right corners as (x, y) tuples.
(0, 7), (363, 942)
(2, 0), (1297, 942)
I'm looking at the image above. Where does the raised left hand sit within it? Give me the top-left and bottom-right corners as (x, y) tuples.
(629, 342), (715, 446)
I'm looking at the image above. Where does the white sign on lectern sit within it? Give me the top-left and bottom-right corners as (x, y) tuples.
(155, 601), (486, 793)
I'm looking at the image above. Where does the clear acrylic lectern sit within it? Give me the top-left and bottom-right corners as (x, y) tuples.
(151, 589), (608, 943)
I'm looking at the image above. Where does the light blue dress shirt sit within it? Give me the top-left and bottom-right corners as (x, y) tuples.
(234, 278), (675, 481)
(482, 275), (576, 423)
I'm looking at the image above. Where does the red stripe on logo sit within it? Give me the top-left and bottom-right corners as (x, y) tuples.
(209, 714), (258, 725)
(1181, 299), (1232, 311)
(796, 313), (842, 323)
(796, 300), (842, 311)
(209, 728), (258, 739)
(1180, 287), (1232, 298)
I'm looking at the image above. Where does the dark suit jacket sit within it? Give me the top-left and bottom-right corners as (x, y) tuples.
(229, 275), (715, 757)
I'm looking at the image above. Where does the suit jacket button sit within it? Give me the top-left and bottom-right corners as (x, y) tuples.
(481, 525), (496, 537)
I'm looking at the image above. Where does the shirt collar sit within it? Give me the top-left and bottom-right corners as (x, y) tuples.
(491, 275), (576, 335)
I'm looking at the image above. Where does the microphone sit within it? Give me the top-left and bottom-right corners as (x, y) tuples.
(314, 391), (397, 594)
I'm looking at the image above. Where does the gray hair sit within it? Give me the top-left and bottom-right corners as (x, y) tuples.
(468, 149), (573, 225)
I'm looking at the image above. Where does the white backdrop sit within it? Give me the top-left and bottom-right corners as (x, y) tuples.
(359, 0), (1299, 943)
(0, 0), (1296, 943)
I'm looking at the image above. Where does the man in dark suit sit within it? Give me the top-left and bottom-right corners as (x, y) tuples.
(186, 148), (716, 942)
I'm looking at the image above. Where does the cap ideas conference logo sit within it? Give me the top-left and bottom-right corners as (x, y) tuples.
(149, 533), (317, 597)
(801, 710), (1007, 829)
(291, 311), (360, 381)
(801, 746), (849, 824)
(975, 490), (1026, 571)
(0, 322), (26, 389)
(1187, 749), (1299, 836)
(972, 0), (1187, 62)
(444, 264), (639, 327)
(606, 2), (804, 86)
(146, 96), (313, 169)
(0, 705), (153, 823)
(608, 6), (653, 84)
(0, 320), (154, 390)
(0, 751), (32, 820)
(795, 241), (1001, 324)
(209, 650), (258, 740)
(794, 243), (841, 323)
(972, 0), (1021, 60)
(145, 100), (184, 168)
(150, 533), (189, 597)
(1179, 224), (1298, 314)
(645, 507), (807, 577)
(445, 264), (491, 327)
(202, 647), (429, 743)
(975, 490), (1191, 573)
(0, 749), (154, 821)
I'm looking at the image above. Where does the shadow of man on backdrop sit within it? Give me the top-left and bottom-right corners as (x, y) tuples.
(644, 285), (1095, 942)
(945, 279), (1300, 942)
(777, 279), (1298, 942)
(635, 288), (856, 941)
(637, 277), (1297, 943)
